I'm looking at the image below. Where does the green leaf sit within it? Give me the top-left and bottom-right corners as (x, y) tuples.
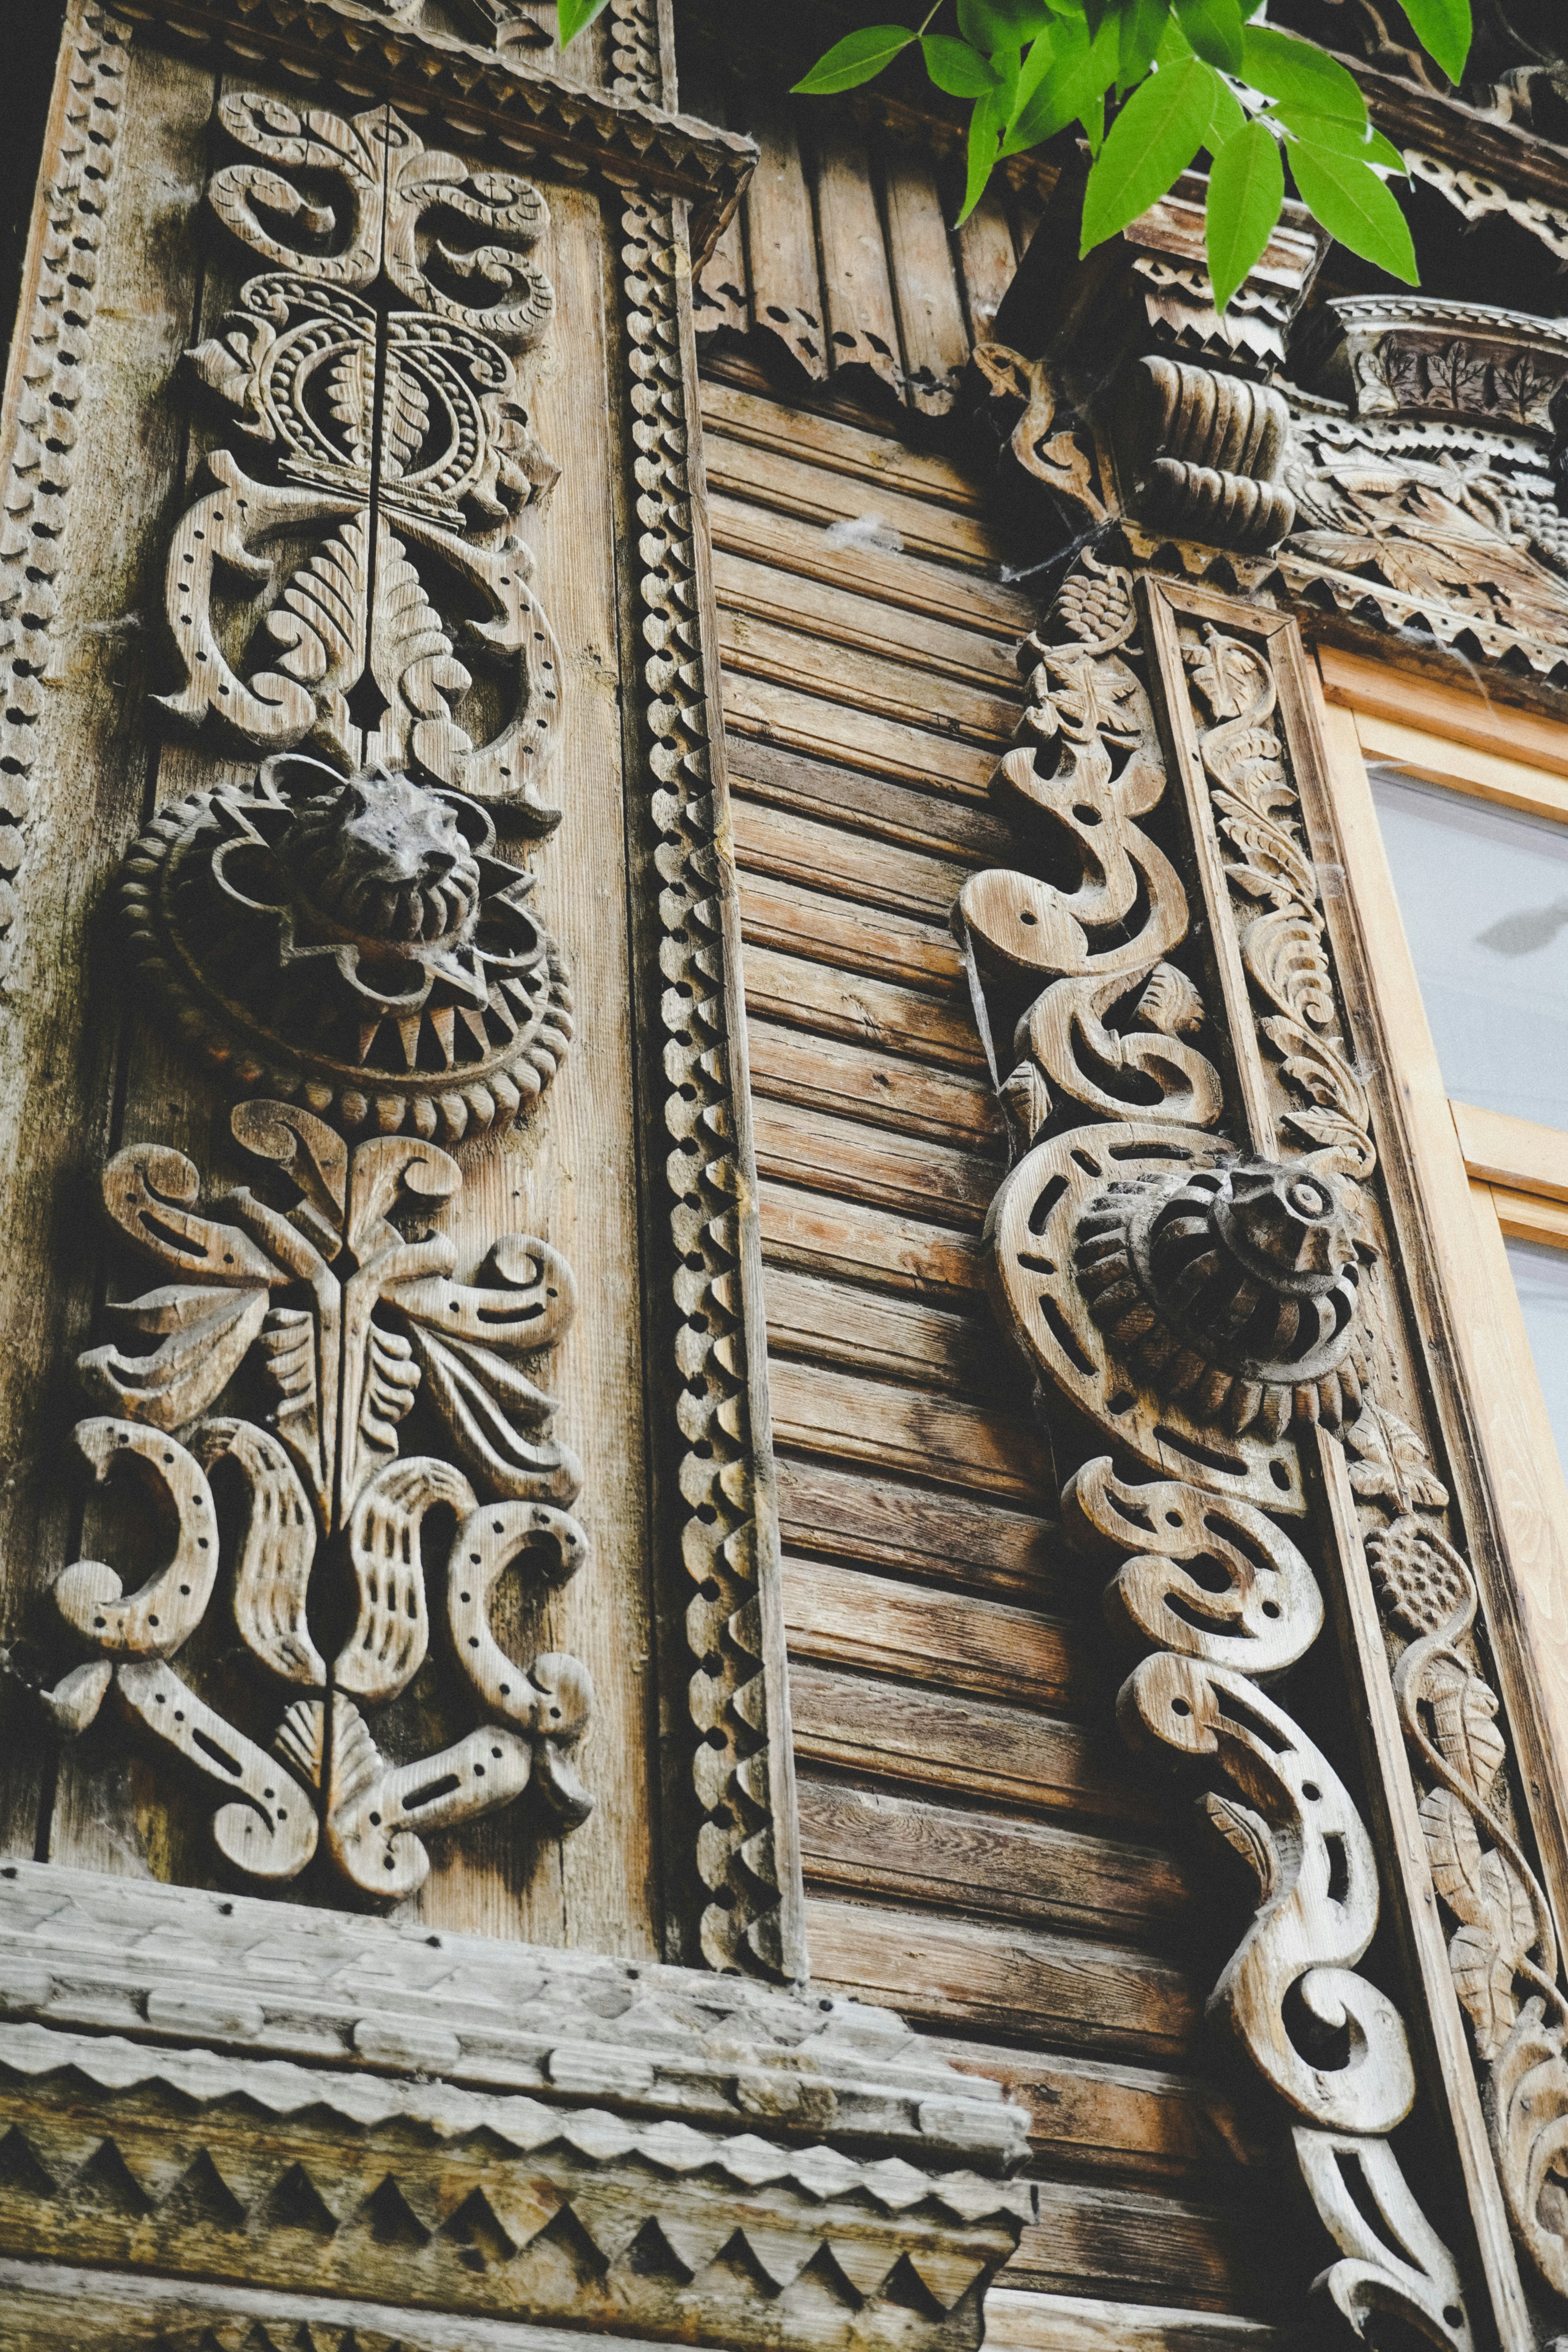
(1397, 0), (1472, 83)
(1275, 107), (1406, 171)
(959, 0), (1053, 47)
(1003, 11), (1119, 149)
(1289, 140), (1419, 279)
(1206, 118), (1283, 309)
(1011, 22), (1059, 120)
(557, 0), (609, 38)
(1080, 55), (1216, 251)
(957, 89), (1007, 225)
(1240, 26), (1366, 123)
(792, 24), (917, 94)
(1118, 0), (1170, 90)
(1204, 61), (1247, 148)
(924, 34), (1001, 94)
(1174, 0), (1243, 73)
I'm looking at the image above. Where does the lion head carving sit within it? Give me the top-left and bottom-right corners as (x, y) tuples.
(277, 769), (483, 947)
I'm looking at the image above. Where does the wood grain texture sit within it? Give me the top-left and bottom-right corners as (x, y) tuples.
(782, 1558), (1088, 1706)
(795, 1773), (1191, 1939)
(759, 1185), (983, 1301)
(787, 1664), (1155, 1825)
(766, 1269), (1010, 1400)
(804, 1895), (1197, 2058)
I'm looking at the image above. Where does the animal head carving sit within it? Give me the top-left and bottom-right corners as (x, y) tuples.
(277, 768), (483, 948)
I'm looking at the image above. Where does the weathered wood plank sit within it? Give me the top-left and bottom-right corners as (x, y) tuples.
(733, 796), (977, 926)
(741, 99), (826, 380)
(703, 429), (1004, 570)
(955, 189), (1017, 343)
(811, 118), (904, 399)
(759, 1182), (983, 1301)
(722, 670), (1000, 798)
(765, 1266), (1008, 1399)
(984, 2287), (1294, 2352)
(748, 1022), (1000, 1151)
(805, 1895), (1198, 2059)
(882, 146), (971, 417)
(720, 607), (1018, 744)
(795, 1774), (1192, 1939)
(752, 1096), (998, 1226)
(770, 1358), (1051, 1499)
(788, 1660), (1156, 1823)
(1007, 2185), (1279, 2314)
(743, 944), (986, 1072)
(931, 2038), (1247, 2185)
(777, 1457), (1063, 1603)
(782, 1557), (1087, 1706)
(700, 377), (991, 514)
(714, 545), (1018, 694)
(729, 739), (1015, 864)
(710, 487), (1033, 640)
(739, 872), (967, 996)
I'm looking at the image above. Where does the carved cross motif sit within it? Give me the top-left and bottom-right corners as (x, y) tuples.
(162, 98), (564, 822)
(24, 1101), (593, 1901)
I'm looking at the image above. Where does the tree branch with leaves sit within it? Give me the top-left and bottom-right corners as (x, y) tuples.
(560, 0), (1472, 312)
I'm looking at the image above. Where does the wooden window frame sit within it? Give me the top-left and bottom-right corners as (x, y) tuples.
(1313, 645), (1568, 1813)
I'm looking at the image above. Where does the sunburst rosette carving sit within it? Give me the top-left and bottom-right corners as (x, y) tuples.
(1075, 1154), (1372, 1444)
(986, 1122), (1310, 1510)
(119, 755), (571, 1144)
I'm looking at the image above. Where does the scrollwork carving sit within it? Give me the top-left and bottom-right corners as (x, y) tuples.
(955, 559), (1223, 1145)
(964, 554), (1471, 2339)
(160, 100), (564, 815)
(14, 1102), (593, 1902)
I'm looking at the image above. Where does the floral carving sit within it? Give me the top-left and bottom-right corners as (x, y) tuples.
(1186, 624), (1375, 1181)
(120, 756), (572, 1144)
(162, 99), (564, 817)
(955, 559), (1222, 1145)
(12, 1103), (593, 1900)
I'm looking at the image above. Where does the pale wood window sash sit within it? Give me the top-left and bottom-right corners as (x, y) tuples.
(1312, 642), (1568, 1800)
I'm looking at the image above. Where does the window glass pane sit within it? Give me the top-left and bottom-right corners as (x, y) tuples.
(1506, 1237), (1568, 1481)
(1369, 766), (1568, 1131)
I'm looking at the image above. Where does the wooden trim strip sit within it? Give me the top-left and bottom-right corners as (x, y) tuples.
(1319, 642), (1568, 782)
(1353, 712), (1568, 823)
(1450, 1099), (1568, 1205)
(984, 2285), (1292, 2351)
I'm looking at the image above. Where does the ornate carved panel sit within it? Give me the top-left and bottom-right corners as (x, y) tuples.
(0, 0), (799, 1996)
(956, 557), (1568, 2350)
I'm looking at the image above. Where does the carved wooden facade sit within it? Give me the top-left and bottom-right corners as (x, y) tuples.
(9, 5), (1568, 2352)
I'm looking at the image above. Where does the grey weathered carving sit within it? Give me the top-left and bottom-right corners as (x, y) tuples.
(8, 1102), (593, 1896)
(120, 756), (572, 1143)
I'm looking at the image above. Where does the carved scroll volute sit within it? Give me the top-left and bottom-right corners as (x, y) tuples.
(953, 557), (1223, 1144)
(962, 556), (1476, 2349)
(29, 1102), (595, 1902)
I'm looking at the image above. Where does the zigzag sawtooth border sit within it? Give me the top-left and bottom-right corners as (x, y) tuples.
(0, 2), (130, 987)
(621, 194), (802, 1980)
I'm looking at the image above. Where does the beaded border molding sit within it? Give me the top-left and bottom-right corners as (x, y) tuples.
(0, 3), (130, 988)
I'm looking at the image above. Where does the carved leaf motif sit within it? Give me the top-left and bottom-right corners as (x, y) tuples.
(1450, 1925), (1520, 2063)
(1345, 1403), (1449, 1512)
(1419, 1784), (1490, 1926)
(381, 352), (431, 481)
(266, 514), (368, 699)
(78, 1283), (270, 1429)
(1424, 342), (1490, 412)
(1488, 1996), (1568, 2299)
(1426, 1657), (1507, 1804)
(1185, 627), (1263, 722)
(1493, 350), (1553, 427)
(1201, 1789), (1279, 1901)
(325, 341), (375, 466)
(370, 524), (471, 767)
(361, 1323), (421, 1466)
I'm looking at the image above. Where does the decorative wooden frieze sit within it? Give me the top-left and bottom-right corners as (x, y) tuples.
(0, 2019), (1033, 2351)
(956, 561), (1534, 2347)
(620, 192), (803, 1981)
(0, 1858), (1027, 2165)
